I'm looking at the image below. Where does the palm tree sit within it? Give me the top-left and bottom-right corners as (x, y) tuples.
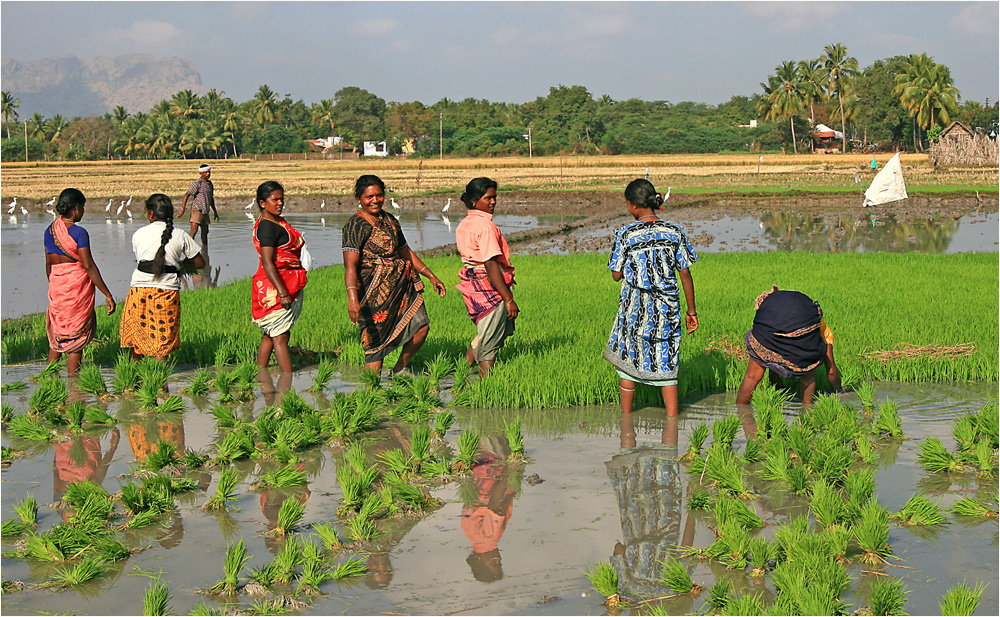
(170, 89), (202, 120)
(26, 113), (47, 140)
(797, 59), (825, 150)
(764, 61), (804, 154)
(48, 114), (69, 141)
(113, 105), (130, 125)
(312, 99), (336, 135)
(894, 54), (960, 149)
(252, 84), (278, 127)
(2, 91), (20, 138)
(822, 43), (859, 153)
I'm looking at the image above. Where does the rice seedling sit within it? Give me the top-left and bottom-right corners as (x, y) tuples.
(938, 580), (987, 616)
(656, 558), (700, 594)
(258, 464), (307, 488)
(504, 416), (526, 460)
(28, 376), (68, 413)
(712, 414), (741, 448)
(950, 496), (998, 519)
(347, 512), (380, 543)
(410, 424), (432, 465)
(720, 591), (766, 616)
(76, 364), (108, 397)
(974, 402), (998, 447)
(688, 490), (713, 510)
(20, 530), (68, 561)
(188, 601), (224, 616)
(330, 556), (368, 580)
(810, 478), (845, 527)
(583, 561), (620, 605)
(972, 440), (997, 478)
(820, 524), (852, 562)
(208, 538), (252, 594)
(773, 514), (811, 560)
(703, 445), (752, 498)
(135, 380), (161, 409)
(748, 536), (777, 575)
(119, 481), (171, 516)
(155, 395), (185, 414)
(1, 401), (15, 423)
(866, 577), (909, 616)
(203, 468), (240, 511)
(313, 522), (343, 551)
(297, 558), (332, 594)
(110, 352), (141, 394)
(14, 494), (38, 526)
(143, 577), (173, 616)
(2, 518), (26, 538)
(433, 409), (455, 438)
(891, 493), (946, 526)
(209, 404), (240, 429)
(360, 367), (381, 390)
(760, 437), (791, 483)
(270, 497), (306, 537)
(63, 479), (110, 509)
(785, 424), (813, 468)
(451, 358), (472, 392)
(802, 393), (846, 431)
(0, 379), (28, 392)
(143, 440), (179, 471)
(215, 427), (256, 462)
(423, 458), (452, 478)
(714, 494), (765, 529)
(843, 468), (877, 522)
(64, 401), (87, 430)
(853, 501), (893, 565)
(742, 435), (763, 462)
(270, 538), (304, 583)
(751, 380), (792, 413)
(308, 358), (337, 392)
(705, 578), (732, 612)
(680, 423), (709, 462)
(873, 399), (904, 439)
(213, 369), (238, 403)
(854, 435), (878, 464)
(705, 520), (751, 569)
(798, 584), (848, 616)
(817, 442), (853, 487)
(755, 401), (787, 440)
(855, 382), (876, 413)
(49, 556), (106, 588)
(35, 357), (66, 379)
(916, 437), (964, 473)
(392, 398), (432, 424)
(453, 429), (481, 473)
(338, 464), (379, 513)
(183, 368), (212, 395)
(787, 463), (811, 495)
(378, 447), (410, 476)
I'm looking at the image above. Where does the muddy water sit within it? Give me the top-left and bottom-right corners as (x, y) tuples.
(0, 212), (575, 320)
(2, 361), (996, 616)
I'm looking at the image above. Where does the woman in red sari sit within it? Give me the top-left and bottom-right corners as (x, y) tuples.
(44, 188), (117, 374)
(252, 181), (307, 373)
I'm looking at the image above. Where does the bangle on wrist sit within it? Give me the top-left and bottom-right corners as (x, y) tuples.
(687, 312), (697, 317)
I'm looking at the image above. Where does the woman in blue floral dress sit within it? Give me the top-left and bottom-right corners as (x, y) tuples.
(605, 179), (698, 417)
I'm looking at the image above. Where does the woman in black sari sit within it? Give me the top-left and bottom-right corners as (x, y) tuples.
(342, 175), (446, 375)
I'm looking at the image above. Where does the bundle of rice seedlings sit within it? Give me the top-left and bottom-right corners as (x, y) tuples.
(409, 424), (431, 467)
(843, 469), (876, 523)
(891, 493), (946, 526)
(938, 580), (987, 616)
(183, 368), (212, 396)
(20, 531), (68, 561)
(818, 443), (853, 487)
(297, 558), (332, 594)
(65, 401), (87, 430)
(704, 445), (752, 498)
(138, 357), (174, 391)
(1, 401), (16, 423)
(423, 458), (452, 479)
(230, 362), (258, 401)
(712, 414), (741, 449)
(347, 395), (380, 436)
(208, 538), (252, 594)
(64, 480), (110, 509)
(433, 410), (455, 438)
(308, 358), (336, 392)
(329, 556), (368, 580)
(950, 496), (998, 519)
(338, 465), (379, 513)
(424, 351), (453, 385)
(787, 464), (810, 495)
(721, 591), (766, 616)
(144, 440), (179, 471)
(820, 524), (852, 562)
(36, 358), (66, 379)
(204, 468), (240, 511)
(216, 427), (256, 462)
(85, 406), (116, 425)
(751, 380), (792, 413)
(270, 538), (304, 583)
(135, 381), (162, 410)
(390, 398), (430, 424)
(360, 367), (381, 390)
(785, 424), (813, 468)
(873, 399), (903, 439)
(143, 577), (173, 616)
(111, 352), (141, 394)
(278, 389), (313, 418)
(1, 380), (28, 393)
(975, 402), (999, 448)
(49, 556), (105, 588)
(704, 520), (750, 569)
(119, 482), (171, 516)
(358, 489), (392, 521)
(347, 512), (380, 543)
(505, 416), (525, 460)
(774, 515), (811, 561)
(810, 478), (845, 527)
(748, 537), (777, 575)
(916, 437), (963, 473)
(680, 423), (709, 462)
(213, 370), (237, 403)
(343, 443), (368, 472)
(188, 601), (223, 616)
(855, 382), (876, 413)
(973, 440), (997, 478)
(798, 584), (847, 616)
(853, 501), (892, 565)
(656, 558), (699, 594)
(258, 464), (307, 488)
(451, 359), (472, 392)
(387, 477), (437, 512)
(210, 404), (240, 429)
(14, 494), (38, 526)
(865, 576), (909, 616)
(688, 490), (713, 510)
(77, 364), (108, 397)
(453, 430), (481, 473)
(271, 497), (306, 537)
(583, 561), (620, 606)
(2, 519), (26, 538)
(28, 376), (68, 413)
(377, 448), (410, 477)
(714, 494), (764, 529)
(742, 435), (763, 463)
(760, 437), (792, 483)
(156, 396), (185, 414)
(802, 394), (843, 432)
(248, 560), (279, 587)
(705, 578), (732, 612)
(854, 435), (879, 464)
(313, 522), (343, 551)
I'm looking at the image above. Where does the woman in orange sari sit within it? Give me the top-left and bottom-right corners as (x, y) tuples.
(252, 181), (307, 373)
(45, 188), (117, 374)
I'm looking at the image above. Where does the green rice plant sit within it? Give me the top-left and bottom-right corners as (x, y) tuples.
(387, 476), (437, 512)
(308, 358), (337, 392)
(271, 497), (306, 537)
(854, 435), (878, 464)
(1, 401), (16, 423)
(748, 536), (777, 575)
(360, 367), (381, 390)
(721, 591), (765, 616)
(14, 494), (38, 526)
(29, 376), (68, 413)
(424, 351), (453, 385)
(49, 556), (105, 588)
(144, 440), (179, 471)
(787, 463), (810, 495)
(774, 515), (811, 561)
(329, 556), (368, 580)
(410, 424), (431, 466)
(760, 437), (791, 483)
(454, 429), (481, 473)
(69, 492), (114, 523)
(712, 414), (741, 448)
(714, 494), (764, 529)
(938, 580), (987, 616)
(271, 538), (303, 583)
(705, 578), (732, 612)
(891, 493), (946, 526)
(853, 501), (892, 565)
(681, 423), (709, 462)
(143, 577), (172, 616)
(258, 464), (307, 488)
(817, 442), (853, 487)
(124, 509), (162, 530)
(743, 435), (763, 463)
(843, 468), (876, 524)
(278, 388), (313, 418)
(183, 368), (212, 395)
(688, 490), (713, 510)
(452, 358), (472, 392)
(216, 427), (255, 462)
(950, 496), (998, 519)
(704, 444), (752, 498)
(204, 468), (240, 511)
(423, 458), (452, 478)
(230, 362), (258, 400)
(344, 443), (368, 472)
(111, 352), (141, 394)
(155, 395), (184, 414)
(358, 489), (392, 521)
(297, 557), (332, 594)
(20, 531), (68, 561)
(952, 413), (979, 454)
(77, 364), (108, 397)
(137, 357), (174, 392)
(433, 409), (455, 438)
(210, 404), (240, 428)
(916, 437), (963, 473)
(975, 402), (999, 448)
(657, 558), (699, 594)
(785, 423), (813, 468)
(866, 577), (909, 616)
(36, 357), (66, 379)
(119, 481), (171, 516)
(972, 440), (997, 478)
(64, 479), (110, 509)
(751, 380), (792, 413)
(1, 379), (28, 392)
(873, 399), (904, 439)
(378, 448), (410, 476)
(801, 393), (844, 432)
(189, 601), (223, 616)
(704, 520), (750, 569)
(347, 512), (380, 543)
(583, 561), (619, 604)
(135, 380), (161, 409)
(208, 538), (252, 594)
(313, 522), (343, 551)
(820, 524), (852, 562)
(338, 464), (379, 513)
(2, 519), (26, 538)
(407, 375), (439, 406)
(212, 369), (237, 403)
(810, 478), (845, 527)
(504, 416), (526, 460)
(64, 401), (87, 430)
(855, 382), (876, 413)
(798, 584), (848, 616)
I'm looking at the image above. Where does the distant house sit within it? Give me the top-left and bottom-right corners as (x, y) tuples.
(306, 136), (343, 152)
(929, 121), (998, 166)
(813, 123), (844, 151)
(363, 141), (388, 157)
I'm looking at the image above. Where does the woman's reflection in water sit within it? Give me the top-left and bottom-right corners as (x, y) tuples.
(606, 413), (696, 608)
(53, 429), (120, 514)
(257, 367), (292, 407)
(460, 434), (516, 583)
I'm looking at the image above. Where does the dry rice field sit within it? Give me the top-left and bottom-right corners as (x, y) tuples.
(1, 153), (995, 204)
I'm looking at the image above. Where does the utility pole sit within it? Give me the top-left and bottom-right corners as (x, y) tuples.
(24, 120), (28, 161)
(528, 126), (532, 158)
(439, 112), (443, 160)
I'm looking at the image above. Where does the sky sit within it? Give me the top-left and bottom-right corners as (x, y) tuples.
(2, 1), (998, 107)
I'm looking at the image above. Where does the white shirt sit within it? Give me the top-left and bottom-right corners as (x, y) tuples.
(129, 221), (201, 290)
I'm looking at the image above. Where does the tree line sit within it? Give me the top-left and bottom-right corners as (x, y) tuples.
(2, 44), (996, 162)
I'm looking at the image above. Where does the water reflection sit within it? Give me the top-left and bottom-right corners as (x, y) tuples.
(459, 435), (517, 583)
(757, 211), (968, 253)
(52, 429), (120, 507)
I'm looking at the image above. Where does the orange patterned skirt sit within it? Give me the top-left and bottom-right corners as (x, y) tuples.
(120, 287), (181, 357)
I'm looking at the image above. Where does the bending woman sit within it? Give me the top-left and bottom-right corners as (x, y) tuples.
(342, 174), (446, 375)
(120, 194), (204, 361)
(45, 188), (117, 374)
(605, 179), (698, 417)
(251, 181), (307, 373)
(735, 287), (827, 405)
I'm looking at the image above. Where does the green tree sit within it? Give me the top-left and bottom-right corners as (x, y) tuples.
(822, 43), (859, 152)
(894, 53), (960, 149)
(1, 91), (20, 139)
(112, 105), (130, 126)
(170, 89), (202, 120)
(333, 86), (386, 145)
(252, 84), (279, 127)
(761, 61), (804, 153)
(311, 99), (336, 135)
(180, 119), (223, 158)
(851, 57), (912, 148)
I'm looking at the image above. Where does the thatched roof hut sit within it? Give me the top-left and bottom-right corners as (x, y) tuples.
(929, 121), (998, 166)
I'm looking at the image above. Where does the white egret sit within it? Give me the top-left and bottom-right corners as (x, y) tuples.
(244, 198), (255, 209)
(126, 208), (133, 220)
(125, 195), (133, 208)
(320, 200), (326, 209)
(45, 196), (56, 207)
(390, 197), (400, 210)
(117, 201), (125, 216)
(105, 198), (113, 212)
(6, 198), (16, 214)
(20, 205), (28, 215)
(664, 187), (671, 201)
(442, 197), (451, 212)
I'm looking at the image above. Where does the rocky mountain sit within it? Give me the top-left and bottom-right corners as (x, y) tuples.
(1, 54), (205, 118)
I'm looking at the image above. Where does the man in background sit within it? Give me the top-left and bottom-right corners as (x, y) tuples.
(178, 163), (219, 260)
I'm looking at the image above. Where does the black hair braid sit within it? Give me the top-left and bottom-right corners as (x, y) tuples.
(145, 193), (175, 278)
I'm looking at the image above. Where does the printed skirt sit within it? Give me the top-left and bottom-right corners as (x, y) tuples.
(120, 287), (181, 357)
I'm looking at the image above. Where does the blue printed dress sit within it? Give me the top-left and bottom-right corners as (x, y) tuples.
(604, 220), (698, 385)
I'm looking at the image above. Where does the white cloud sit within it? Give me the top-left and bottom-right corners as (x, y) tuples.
(354, 18), (401, 36)
(948, 2), (999, 37)
(743, 1), (849, 32)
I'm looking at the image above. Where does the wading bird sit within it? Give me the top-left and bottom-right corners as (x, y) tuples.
(126, 208), (133, 220)
(20, 205), (28, 215)
(117, 201), (125, 216)
(125, 195), (132, 209)
(45, 196), (56, 207)
(442, 197), (451, 212)
(106, 198), (113, 212)
(664, 187), (671, 201)
(320, 200), (326, 209)
(390, 197), (400, 210)
(244, 198), (255, 209)
(6, 198), (16, 214)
